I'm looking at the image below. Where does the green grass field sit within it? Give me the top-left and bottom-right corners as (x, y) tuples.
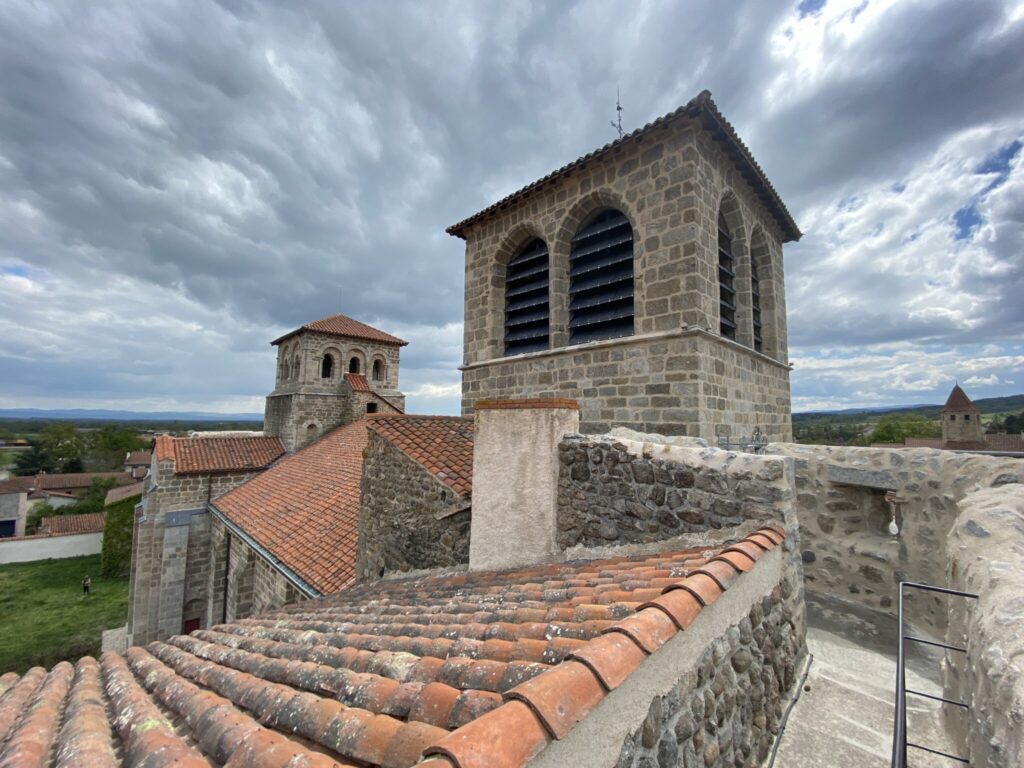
(0, 554), (129, 673)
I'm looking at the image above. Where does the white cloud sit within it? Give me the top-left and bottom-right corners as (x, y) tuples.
(0, 0), (1022, 416)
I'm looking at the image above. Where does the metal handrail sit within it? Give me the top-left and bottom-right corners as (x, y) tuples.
(891, 581), (978, 767)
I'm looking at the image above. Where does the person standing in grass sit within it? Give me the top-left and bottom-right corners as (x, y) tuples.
(81, 575), (91, 597)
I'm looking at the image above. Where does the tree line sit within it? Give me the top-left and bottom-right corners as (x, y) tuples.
(10, 423), (148, 476)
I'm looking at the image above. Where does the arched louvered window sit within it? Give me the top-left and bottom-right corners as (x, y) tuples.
(504, 238), (550, 355)
(718, 212), (736, 341)
(569, 209), (634, 344)
(751, 255), (763, 353)
(349, 356), (360, 374)
(372, 359), (384, 381)
(321, 354), (333, 379)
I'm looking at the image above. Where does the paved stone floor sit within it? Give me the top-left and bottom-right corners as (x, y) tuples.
(774, 626), (961, 767)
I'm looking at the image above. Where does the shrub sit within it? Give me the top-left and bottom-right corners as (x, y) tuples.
(100, 494), (141, 578)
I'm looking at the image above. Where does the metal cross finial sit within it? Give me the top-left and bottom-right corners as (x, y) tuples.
(610, 88), (624, 138)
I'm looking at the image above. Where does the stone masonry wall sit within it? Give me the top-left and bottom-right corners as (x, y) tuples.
(462, 330), (792, 441)
(273, 330), (402, 392)
(252, 554), (303, 615)
(769, 443), (1024, 635)
(264, 391), (356, 453)
(944, 485), (1024, 768)
(557, 431), (793, 550)
(127, 460), (261, 645)
(357, 431), (470, 580)
(225, 532), (256, 622)
(616, 582), (804, 768)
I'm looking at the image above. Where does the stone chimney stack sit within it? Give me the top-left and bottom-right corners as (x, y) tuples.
(469, 398), (580, 571)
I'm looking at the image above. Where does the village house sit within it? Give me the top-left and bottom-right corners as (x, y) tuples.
(0, 91), (1022, 768)
(0, 470), (132, 538)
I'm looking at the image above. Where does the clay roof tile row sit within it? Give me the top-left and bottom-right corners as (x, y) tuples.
(153, 434), (285, 475)
(367, 416), (475, 497)
(38, 512), (106, 536)
(446, 91), (801, 243)
(272, 313), (408, 348)
(212, 421), (370, 595)
(0, 525), (786, 767)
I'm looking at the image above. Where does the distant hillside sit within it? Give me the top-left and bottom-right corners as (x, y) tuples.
(795, 394), (1024, 421)
(792, 393), (1024, 445)
(0, 408), (262, 422)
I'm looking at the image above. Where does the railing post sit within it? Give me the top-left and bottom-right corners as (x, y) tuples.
(891, 581), (907, 768)
(890, 581), (978, 767)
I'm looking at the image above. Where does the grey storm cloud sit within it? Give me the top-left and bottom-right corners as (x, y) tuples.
(1, 0), (1023, 415)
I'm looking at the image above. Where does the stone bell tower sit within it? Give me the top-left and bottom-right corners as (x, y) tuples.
(264, 313), (407, 452)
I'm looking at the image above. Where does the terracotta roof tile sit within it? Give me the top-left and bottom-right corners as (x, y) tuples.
(367, 416), (475, 497)
(153, 434), (284, 475)
(941, 384), (979, 413)
(345, 372), (372, 392)
(39, 512), (105, 536)
(446, 90), (800, 243)
(124, 450), (151, 466)
(981, 433), (1024, 452)
(212, 421), (369, 595)
(0, 530), (785, 767)
(273, 313), (408, 347)
(105, 481), (145, 506)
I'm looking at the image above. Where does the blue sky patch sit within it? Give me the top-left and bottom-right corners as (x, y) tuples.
(797, 0), (827, 18)
(953, 204), (981, 240)
(976, 139), (1021, 193)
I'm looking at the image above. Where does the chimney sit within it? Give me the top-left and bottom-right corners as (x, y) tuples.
(469, 398), (580, 571)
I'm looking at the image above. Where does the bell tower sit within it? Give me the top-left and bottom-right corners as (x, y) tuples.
(264, 313), (407, 452)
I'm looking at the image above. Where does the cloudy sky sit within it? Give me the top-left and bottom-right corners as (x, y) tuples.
(1, 0), (1022, 417)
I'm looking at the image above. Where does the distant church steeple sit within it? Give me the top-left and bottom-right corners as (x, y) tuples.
(940, 383), (983, 444)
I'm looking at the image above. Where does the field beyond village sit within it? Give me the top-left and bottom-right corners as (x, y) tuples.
(0, 554), (129, 673)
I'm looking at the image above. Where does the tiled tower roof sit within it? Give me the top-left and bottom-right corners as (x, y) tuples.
(941, 384), (980, 413)
(446, 91), (801, 242)
(272, 313), (409, 347)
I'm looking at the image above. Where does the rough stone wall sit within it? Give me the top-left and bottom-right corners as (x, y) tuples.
(206, 515), (229, 627)
(226, 533), (256, 622)
(458, 112), (792, 441)
(769, 443), (1024, 634)
(264, 391), (356, 453)
(944, 485), (1024, 768)
(462, 331), (792, 440)
(251, 554), (303, 615)
(557, 432), (793, 549)
(273, 330), (402, 392)
(942, 410), (984, 443)
(127, 460), (262, 644)
(615, 584), (803, 768)
(356, 431), (470, 580)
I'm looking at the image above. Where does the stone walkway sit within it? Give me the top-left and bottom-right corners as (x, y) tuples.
(774, 626), (960, 767)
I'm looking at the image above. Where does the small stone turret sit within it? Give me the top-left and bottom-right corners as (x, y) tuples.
(940, 384), (983, 444)
(264, 313), (407, 452)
